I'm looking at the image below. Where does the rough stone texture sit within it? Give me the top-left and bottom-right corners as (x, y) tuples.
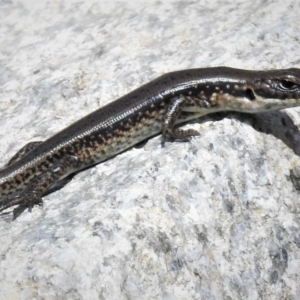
(1, 0), (300, 299)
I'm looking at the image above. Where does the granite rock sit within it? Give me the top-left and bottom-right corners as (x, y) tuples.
(1, 0), (300, 299)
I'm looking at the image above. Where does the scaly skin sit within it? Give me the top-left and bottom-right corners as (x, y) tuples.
(1, 67), (300, 219)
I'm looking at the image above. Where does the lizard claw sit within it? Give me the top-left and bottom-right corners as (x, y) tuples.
(0, 191), (43, 220)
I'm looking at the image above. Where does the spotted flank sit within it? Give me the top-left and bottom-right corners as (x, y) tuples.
(1, 67), (300, 219)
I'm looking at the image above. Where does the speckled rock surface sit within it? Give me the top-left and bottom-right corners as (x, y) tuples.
(1, 0), (300, 299)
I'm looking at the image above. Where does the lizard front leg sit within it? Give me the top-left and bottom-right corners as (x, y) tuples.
(162, 95), (200, 146)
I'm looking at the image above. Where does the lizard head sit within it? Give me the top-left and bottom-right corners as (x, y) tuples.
(248, 68), (300, 110)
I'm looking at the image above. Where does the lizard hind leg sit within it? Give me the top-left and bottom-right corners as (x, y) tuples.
(0, 155), (80, 220)
(5, 141), (43, 167)
(0, 193), (43, 220)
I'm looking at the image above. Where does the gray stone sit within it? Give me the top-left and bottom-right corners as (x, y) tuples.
(1, 0), (300, 299)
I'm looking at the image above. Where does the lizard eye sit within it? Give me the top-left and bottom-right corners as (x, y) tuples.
(279, 79), (298, 90)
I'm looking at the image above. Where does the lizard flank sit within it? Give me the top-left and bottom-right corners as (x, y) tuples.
(1, 67), (300, 219)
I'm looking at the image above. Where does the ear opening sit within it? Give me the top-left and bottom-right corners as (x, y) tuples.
(246, 88), (256, 101)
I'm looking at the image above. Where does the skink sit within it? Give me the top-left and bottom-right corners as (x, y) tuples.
(1, 66), (300, 219)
